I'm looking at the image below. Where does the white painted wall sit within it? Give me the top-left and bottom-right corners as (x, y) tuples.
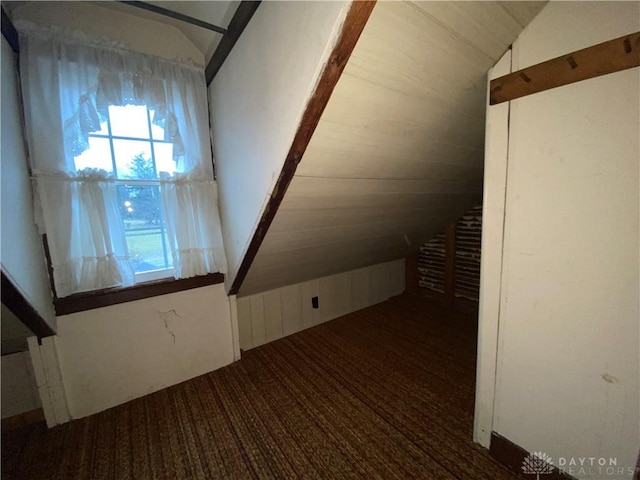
(0, 36), (56, 330)
(209, 1), (351, 290)
(1, 351), (41, 418)
(237, 259), (404, 350)
(479, 2), (639, 477)
(48, 284), (234, 420)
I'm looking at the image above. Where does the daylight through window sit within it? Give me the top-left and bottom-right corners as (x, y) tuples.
(75, 105), (176, 282)
(18, 23), (228, 298)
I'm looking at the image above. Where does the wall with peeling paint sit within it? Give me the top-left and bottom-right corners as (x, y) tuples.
(52, 284), (234, 420)
(482, 2), (639, 476)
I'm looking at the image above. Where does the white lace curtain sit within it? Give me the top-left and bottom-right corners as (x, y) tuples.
(17, 22), (227, 298)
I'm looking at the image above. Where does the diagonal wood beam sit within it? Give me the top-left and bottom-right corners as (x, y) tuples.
(1, 6), (19, 53)
(206, 1), (262, 85)
(2, 271), (56, 338)
(228, 1), (377, 296)
(490, 31), (640, 105)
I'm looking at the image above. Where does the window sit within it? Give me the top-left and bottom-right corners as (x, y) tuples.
(75, 105), (175, 283)
(18, 22), (228, 299)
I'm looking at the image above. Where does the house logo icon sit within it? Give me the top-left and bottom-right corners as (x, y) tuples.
(522, 451), (554, 479)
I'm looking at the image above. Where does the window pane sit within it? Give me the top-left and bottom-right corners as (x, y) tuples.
(153, 142), (176, 175)
(117, 185), (172, 272)
(126, 229), (171, 272)
(113, 139), (155, 179)
(118, 185), (163, 230)
(73, 136), (113, 173)
(149, 109), (165, 141)
(109, 105), (150, 139)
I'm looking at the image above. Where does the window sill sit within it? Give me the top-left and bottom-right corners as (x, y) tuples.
(53, 273), (225, 316)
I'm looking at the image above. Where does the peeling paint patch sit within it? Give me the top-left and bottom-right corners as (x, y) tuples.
(601, 373), (618, 384)
(158, 309), (180, 344)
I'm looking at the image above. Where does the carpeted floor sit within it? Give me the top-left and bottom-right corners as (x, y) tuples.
(2, 292), (520, 479)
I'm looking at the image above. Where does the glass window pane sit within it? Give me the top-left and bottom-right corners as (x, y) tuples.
(109, 105), (150, 139)
(117, 185), (171, 272)
(113, 139), (155, 179)
(149, 109), (165, 141)
(151, 124), (165, 141)
(118, 185), (163, 229)
(126, 230), (169, 273)
(73, 136), (113, 173)
(153, 142), (176, 175)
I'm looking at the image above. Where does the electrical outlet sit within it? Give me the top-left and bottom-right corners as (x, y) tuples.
(312, 296), (319, 309)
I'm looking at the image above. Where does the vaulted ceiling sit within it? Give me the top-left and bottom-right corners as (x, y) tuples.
(92, 1), (237, 62)
(3, 0), (237, 64)
(238, 1), (547, 295)
(2, 0), (547, 300)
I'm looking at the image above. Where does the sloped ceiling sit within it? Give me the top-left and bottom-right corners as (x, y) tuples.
(3, 0), (236, 64)
(238, 1), (547, 296)
(91, 1), (237, 62)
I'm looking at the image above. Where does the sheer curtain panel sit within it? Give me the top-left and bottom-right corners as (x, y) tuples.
(17, 22), (227, 298)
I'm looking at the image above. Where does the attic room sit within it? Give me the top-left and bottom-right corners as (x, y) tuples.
(1, 1), (638, 478)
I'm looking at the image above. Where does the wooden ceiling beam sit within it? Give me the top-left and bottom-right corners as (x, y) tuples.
(119, 1), (227, 35)
(490, 31), (640, 105)
(206, 1), (261, 85)
(1, 271), (56, 339)
(1, 6), (19, 53)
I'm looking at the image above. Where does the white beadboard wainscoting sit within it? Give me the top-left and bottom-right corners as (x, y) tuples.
(237, 259), (405, 350)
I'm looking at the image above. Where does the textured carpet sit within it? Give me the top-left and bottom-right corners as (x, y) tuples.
(2, 292), (520, 479)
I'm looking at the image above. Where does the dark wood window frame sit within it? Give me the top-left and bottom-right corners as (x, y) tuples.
(43, 236), (224, 316)
(53, 273), (224, 316)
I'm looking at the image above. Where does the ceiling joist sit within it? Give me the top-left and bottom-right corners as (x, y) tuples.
(206, 1), (261, 85)
(1, 6), (19, 52)
(118, 1), (228, 35)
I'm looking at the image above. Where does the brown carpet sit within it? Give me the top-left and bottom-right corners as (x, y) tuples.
(2, 292), (520, 479)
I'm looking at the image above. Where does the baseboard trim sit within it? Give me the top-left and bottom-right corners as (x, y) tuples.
(490, 432), (577, 480)
(2, 408), (45, 431)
